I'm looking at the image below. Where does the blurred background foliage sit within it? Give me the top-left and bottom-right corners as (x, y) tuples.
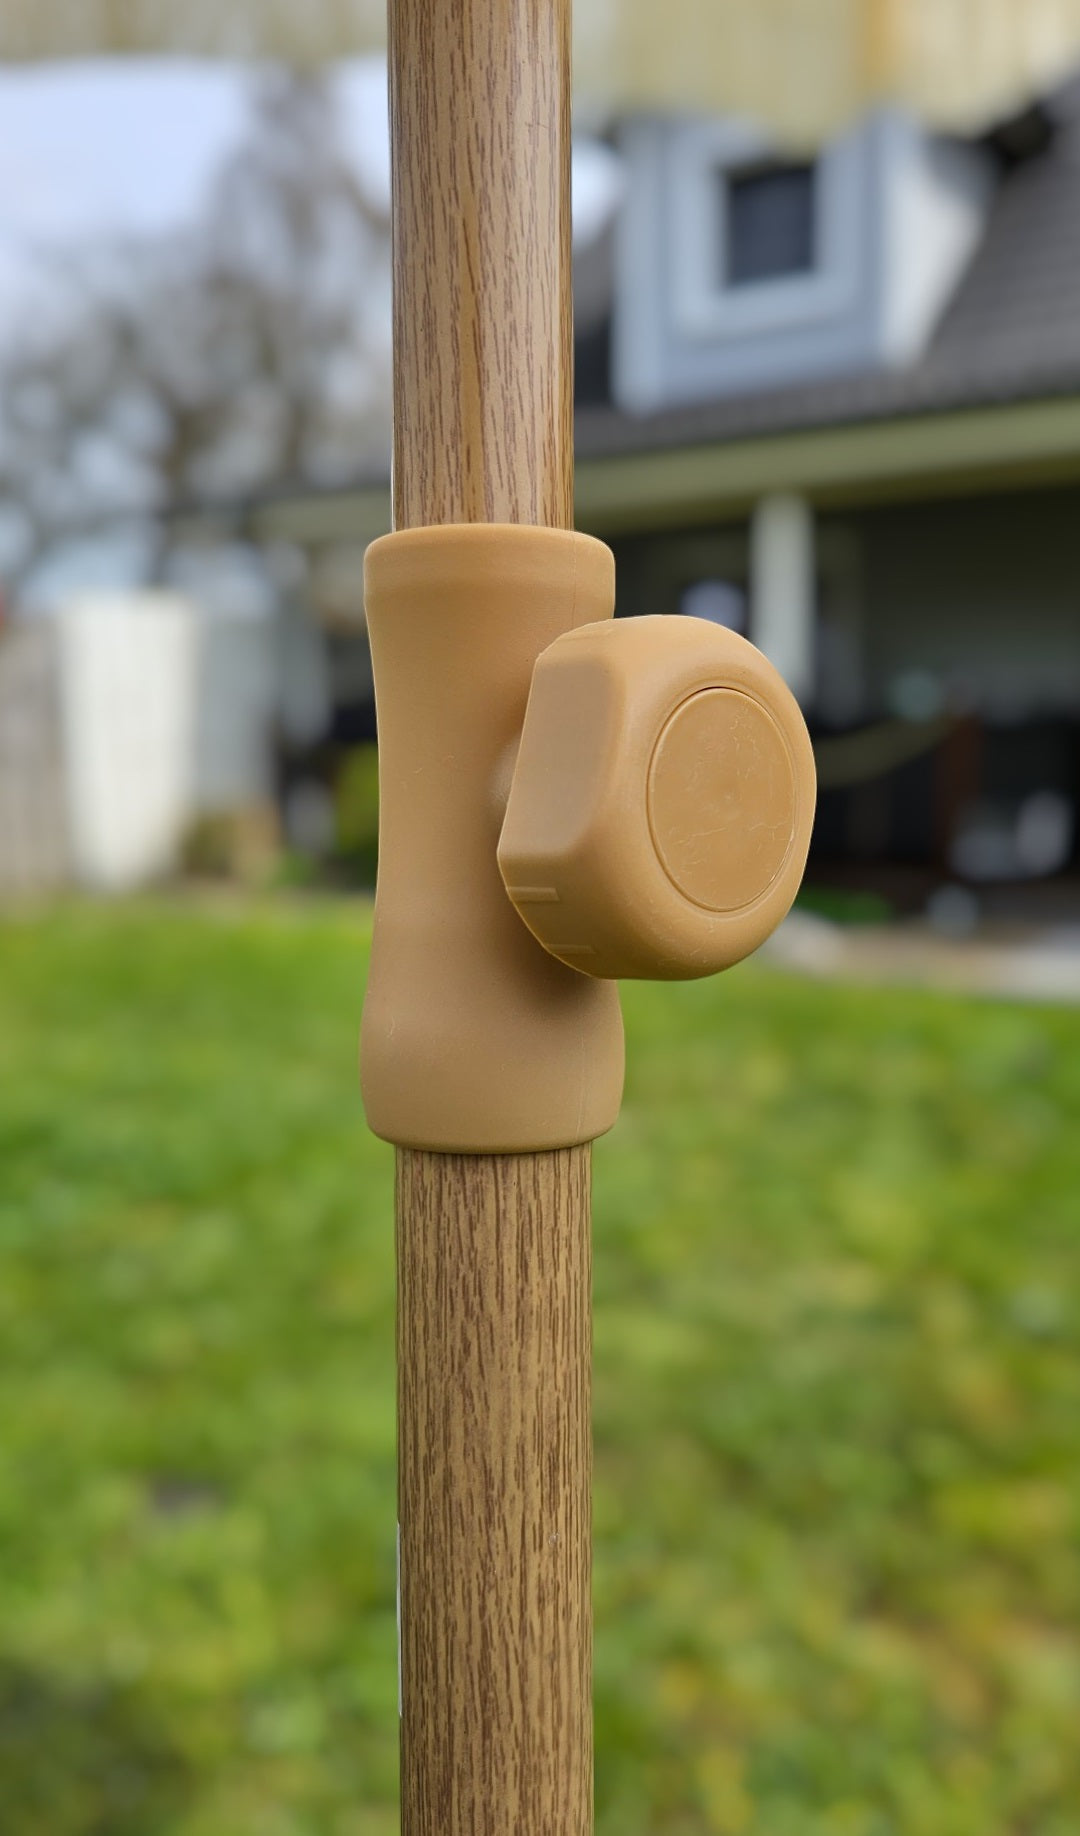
(1, 902), (1078, 1836)
(332, 746), (380, 885)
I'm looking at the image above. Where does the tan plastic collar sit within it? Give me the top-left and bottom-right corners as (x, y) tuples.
(361, 524), (626, 1154)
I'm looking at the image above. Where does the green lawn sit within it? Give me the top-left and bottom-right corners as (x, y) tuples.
(1, 902), (1079, 1836)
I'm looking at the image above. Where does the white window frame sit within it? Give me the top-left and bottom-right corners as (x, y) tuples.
(668, 118), (864, 342)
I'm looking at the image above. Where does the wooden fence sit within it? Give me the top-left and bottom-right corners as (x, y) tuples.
(0, 621), (70, 896)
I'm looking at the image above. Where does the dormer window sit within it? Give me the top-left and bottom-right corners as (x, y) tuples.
(667, 120), (862, 342)
(724, 160), (818, 287)
(612, 109), (996, 415)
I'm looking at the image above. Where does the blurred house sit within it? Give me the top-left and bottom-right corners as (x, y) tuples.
(7, 64), (1078, 902)
(578, 76), (1080, 897)
(251, 72), (1080, 902)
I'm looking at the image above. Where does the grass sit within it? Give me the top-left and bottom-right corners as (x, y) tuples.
(1, 899), (1079, 1836)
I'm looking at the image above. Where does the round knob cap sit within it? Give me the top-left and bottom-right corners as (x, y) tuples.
(498, 615), (816, 980)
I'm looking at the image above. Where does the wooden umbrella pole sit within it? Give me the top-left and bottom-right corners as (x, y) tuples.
(388, 3), (590, 1834)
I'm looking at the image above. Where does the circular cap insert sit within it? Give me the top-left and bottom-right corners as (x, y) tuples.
(647, 689), (796, 913)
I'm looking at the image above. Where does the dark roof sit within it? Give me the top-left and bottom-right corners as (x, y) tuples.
(575, 79), (1080, 462)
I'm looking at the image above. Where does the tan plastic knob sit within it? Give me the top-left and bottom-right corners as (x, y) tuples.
(498, 615), (816, 980)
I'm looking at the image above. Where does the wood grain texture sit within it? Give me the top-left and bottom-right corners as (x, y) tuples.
(389, 0), (574, 531)
(389, 2), (590, 1829)
(397, 1148), (592, 1836)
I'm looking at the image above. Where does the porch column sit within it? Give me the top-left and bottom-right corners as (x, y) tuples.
(750, 492), (816, 706)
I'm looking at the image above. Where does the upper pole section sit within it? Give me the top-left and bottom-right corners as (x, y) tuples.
(388, 0), (574, 531)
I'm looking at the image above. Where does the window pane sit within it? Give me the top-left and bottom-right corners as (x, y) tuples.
(724, 161), (816, 287)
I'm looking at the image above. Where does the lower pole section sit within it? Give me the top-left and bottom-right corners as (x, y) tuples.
(396, 1146), (592, 1836)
